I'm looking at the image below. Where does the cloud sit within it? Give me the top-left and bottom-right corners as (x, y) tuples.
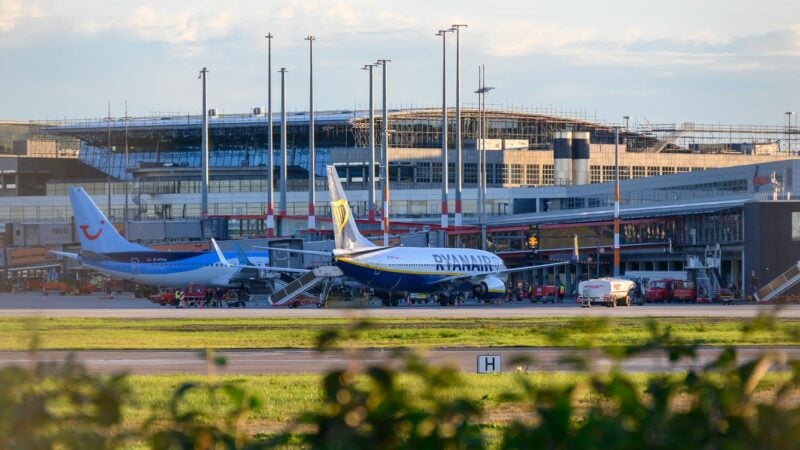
(482, 20), (800, 72)
(0, 0), (44, 33)
(123, 6), (235, 44)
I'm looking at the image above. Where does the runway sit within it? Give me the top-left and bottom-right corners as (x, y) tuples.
(1, 347), (796, 375)
(0, 292), (798, 318)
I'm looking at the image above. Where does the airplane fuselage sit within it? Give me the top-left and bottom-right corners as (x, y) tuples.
(79, 250), (269, 287)
(334, 247), (507, 292)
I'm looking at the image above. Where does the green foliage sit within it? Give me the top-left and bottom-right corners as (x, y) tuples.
(0, 353), (130, 449)
(500, 320), (800, 450)
(294, 352), (484, 450)
(1, 317), (798, 449)
(141, 349), (263, 450)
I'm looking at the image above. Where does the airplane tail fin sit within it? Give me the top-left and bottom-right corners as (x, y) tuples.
(68, 187), (149, 253)
(326, 165), (376, 250)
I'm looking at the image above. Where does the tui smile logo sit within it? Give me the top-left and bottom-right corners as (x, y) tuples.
(79, 220), (104, 241)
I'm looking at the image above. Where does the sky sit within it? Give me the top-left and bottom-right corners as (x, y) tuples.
(1, 0), (799, 126)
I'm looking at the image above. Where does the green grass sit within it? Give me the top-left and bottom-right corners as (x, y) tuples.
(2, 317), (798, 350)
(121, 370), (793, 442)
(122, 372), (635, 426)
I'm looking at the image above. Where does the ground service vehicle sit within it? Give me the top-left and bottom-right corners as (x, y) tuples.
(41, 282), (70, 296)
(672, 279), (697, 303)
(645, 279), (675, 303)
(530, 284), (558, 303)
(578, 278), (636, 307)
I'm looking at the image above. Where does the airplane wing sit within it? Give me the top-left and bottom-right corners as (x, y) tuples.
(495, 261), (570, 275)
(253, 246), (332, 257)
(435, 261), (570, 284)
(254, 245), (398, 258)
(210, 239), (311, 275)
(49, 250), (80, 260)
(233, 264), (310, 274)
(334, 245), (397, 257)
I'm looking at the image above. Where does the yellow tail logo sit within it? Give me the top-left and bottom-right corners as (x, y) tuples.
(331, 199), (349, 232)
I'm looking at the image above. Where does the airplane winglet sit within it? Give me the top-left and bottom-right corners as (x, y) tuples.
(210, 238), (228, 265)
(234, 243), (254, 265)
(49, 250), (79, 260)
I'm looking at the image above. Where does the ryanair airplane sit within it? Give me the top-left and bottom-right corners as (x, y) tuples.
(325, 166), (565, 299)
(52, 187), (306, 288)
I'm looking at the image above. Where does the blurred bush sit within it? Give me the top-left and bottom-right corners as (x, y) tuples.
(0, 319), (797, 449)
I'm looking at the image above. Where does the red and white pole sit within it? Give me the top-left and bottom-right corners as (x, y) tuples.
(613, 126), (620, 277)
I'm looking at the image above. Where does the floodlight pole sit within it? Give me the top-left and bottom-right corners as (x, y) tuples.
(363, 63), (378, 222)
(265, 33), (275, 237)
(199, 68), (209, 220)
(376, 59), (391, 246)
(476, 66), (484, 248)
(279, 68), (288, 223)
(106, 101), (111, 217)
(613, 126), (620, 277)
(305, 35), (316, 230)
(475, 65), (494, 250)
(452, 24), (467, 228)
(437, 28), (453, 230)
(123, 100), (128, 234)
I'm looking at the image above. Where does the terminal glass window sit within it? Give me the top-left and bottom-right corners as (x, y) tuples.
(511, 164), (523, 184)
(632, 166), (646, 178)
(602, 166), (614, 181)
(662, 166), (676, 175)
(464, 163), (477, 184)
(485, 164), (496, 184)
(542, 165), (554, 185)
(590, 166), (601, 183)
(647, 166), (660, 176)
(431, 163), (442, 183)
(497, 164), (508, 184)
(448, 163), (456, 183)
(416, 162), (431, 183)
(619, 166), (630, 179)
(526, 164), (540, 185)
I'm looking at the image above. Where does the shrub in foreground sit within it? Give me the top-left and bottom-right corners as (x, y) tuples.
(0, 319), (797, 449)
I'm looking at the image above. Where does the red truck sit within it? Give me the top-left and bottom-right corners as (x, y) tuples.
(672, 280), (697, 303)
(645, 279), (675, 303)
(645, 279), (699, 303)
(530, 284), (558, 303)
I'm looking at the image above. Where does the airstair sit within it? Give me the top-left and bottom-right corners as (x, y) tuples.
(269, 266), (343, 306)
(755, 261), (800, 303)
(687, 244), (723, 300)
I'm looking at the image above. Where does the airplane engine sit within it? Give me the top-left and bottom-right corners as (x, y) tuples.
(471, 276), (506, 300)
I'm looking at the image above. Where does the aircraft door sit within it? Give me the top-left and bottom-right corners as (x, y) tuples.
(270, 246), (290, 268)
(131, 258), (140, 273)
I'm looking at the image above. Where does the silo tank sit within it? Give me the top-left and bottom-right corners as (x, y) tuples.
(553, 131), (572, 186)
(572, 131), (590, 185)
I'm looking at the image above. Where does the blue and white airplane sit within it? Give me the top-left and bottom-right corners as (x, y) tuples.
(52, 187), (306, 288)
(323, 165), (566, 299)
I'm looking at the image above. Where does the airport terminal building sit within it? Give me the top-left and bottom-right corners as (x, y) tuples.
(1, 109), (799, 299)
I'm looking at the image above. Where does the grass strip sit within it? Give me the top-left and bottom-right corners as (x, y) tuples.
(1, 317), (797, 350)
(121, 371), (793, 446)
